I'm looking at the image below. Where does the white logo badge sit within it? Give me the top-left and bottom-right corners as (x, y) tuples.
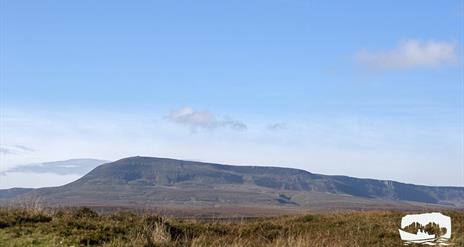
(399, 212), (451, 246)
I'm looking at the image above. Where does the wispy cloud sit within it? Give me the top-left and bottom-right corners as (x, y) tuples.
(356, 39), (457, 70)
(268, 123), (286, 131)
(13, 145), (35, 152)
(0, 145), (35, 155)
(168, 107), (247, 131)
(0, 147), (12, 154)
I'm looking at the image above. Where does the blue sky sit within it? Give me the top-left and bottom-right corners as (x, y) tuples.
(0, 1), (463, 187)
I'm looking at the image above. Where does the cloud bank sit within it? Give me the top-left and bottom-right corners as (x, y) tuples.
(168, 107), (247, 131)
(356, 40), (457, 70)
(3, 159), (108, 175)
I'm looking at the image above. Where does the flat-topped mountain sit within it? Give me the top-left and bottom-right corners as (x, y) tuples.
(5, 157), (464, 214)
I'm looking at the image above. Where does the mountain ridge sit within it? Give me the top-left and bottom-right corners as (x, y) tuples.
(3, 156), (464, 213)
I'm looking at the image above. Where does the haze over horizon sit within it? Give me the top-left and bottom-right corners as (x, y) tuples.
(1, 1), (463, 187)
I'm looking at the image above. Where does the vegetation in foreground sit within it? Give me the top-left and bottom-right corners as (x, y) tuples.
(0, 207), (463, 247)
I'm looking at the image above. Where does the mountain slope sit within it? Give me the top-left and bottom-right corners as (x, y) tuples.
(14, 157), (464, 211)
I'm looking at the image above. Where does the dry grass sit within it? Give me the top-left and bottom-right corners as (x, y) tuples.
(0, 207), (462, 246)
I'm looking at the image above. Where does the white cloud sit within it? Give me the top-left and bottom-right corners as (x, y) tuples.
(356, 40), (457, 70)
(168, 107), (247, 131)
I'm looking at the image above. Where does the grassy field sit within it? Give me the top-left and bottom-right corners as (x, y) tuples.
(0, 207), (462, 247)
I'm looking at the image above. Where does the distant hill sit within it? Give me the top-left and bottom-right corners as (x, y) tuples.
(4, 157), (464, 213)
(0, 188), (34, 200)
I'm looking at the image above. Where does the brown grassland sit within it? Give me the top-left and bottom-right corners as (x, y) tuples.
(0, 207), (463, 247)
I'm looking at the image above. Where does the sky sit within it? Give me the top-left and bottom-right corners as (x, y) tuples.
(0, 0), (463, 188)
